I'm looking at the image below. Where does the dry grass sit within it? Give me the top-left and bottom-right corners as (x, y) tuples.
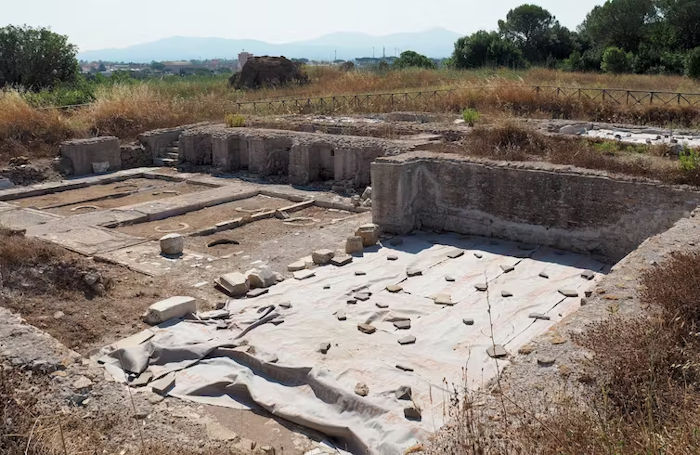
(0, 228), (110, 298)
(0, 66), (697, 164)
(0, 367), (232, 455)
(461, 120), (700, 186)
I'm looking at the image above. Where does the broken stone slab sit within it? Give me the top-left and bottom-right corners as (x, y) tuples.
(387, 254), (399, 261)
(355, 292), (371, 301)
(559, 289), (579, 298)
(293, 270), (316, 280)
(216, 272), (249, 297)
(246, 288), (269, 298)
(375, 302), (389, 309)
(475, 283), (488, 292)
(474, 252), (483, 259)
(386, 284), (402, 293)
(345, 236), (364, 255)
(144, 296), (196, 325)
(529, 312), (551, 321)
(198, 309), (230, 320)
(361, 186), (372, 200)
(129, 371), (153, 388)
(330, 255), (352, 266)
(279, 302), (292, 309)
(287, 260), (306, 272)
(501, 290), (513, 298)
(336, 311), (347, 321)
(355, 223), (380, 247)
(500, 264), (515, 273)
(395, 386), (412, 400)
(462, 318), (475, 326)
(312, 249), (335, 265)
(355, 271), (367, 276)
(150, 373), (175, 396)
(354, 383), (369, 397)
(486, 344), (507, 358)
(393, 320), (411, 330)
(396, 364), (414, 372)
(539, 271), (550, 279)
(433, 293), (453, 306)
(319, 342), (331, 354)
(406, 267), (422, 277)
(446, 248), (464, 259)
(398, 335), (416, 345)
(357, 323), (376, 334)
(445, 275), (455, 282)
(404, 406), (422, 421)
(581, 270), (595, 280)
(160, 233), (184, 256)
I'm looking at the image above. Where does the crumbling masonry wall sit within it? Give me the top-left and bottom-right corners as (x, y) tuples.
(372, 152), (700, 261)
(185, 126), (409, 187)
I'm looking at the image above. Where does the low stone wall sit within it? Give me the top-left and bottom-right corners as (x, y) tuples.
(59, 136), (121, 176)
(120, 144), (152, 169)
(138, 126), (183, 158)
(372, 152), (700, 261)
(184, 126), (409, 187)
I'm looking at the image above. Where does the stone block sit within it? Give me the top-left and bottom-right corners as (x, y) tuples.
(355, 223), (380, 247)
(312, 249), (335, 265)
(60, 136), (121, 176)
(345, 236), (364, 254)
(160, 233), (184, 256)
(245, 262), (277, 288)
(144, 296), (196, 324)
(217, 272), (249, 297)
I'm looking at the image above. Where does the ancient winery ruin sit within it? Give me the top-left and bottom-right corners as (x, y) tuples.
(2, 114), (699, 454)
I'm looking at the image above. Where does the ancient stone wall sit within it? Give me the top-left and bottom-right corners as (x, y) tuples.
(372, 152), (700, 261)
(59, 136), (121, 176)
(185, 126), (408, 187)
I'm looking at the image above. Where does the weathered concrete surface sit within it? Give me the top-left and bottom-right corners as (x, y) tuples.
(372, 152), (700, 261)
(60, 137), (121, 176)
(187, 126), (411, 187)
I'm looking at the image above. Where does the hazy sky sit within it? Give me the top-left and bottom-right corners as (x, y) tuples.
(3, 1), (605, 51)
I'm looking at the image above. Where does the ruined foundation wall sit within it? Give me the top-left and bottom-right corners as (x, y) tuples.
(372, 152), (700, 261)
(185, 126), (409, 186)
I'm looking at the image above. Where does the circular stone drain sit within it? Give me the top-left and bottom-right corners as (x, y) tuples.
(207, 238), (240, 248)
(154, 222), (190, 233)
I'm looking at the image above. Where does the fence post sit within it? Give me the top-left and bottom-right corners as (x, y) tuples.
(650, 92), (654, 104)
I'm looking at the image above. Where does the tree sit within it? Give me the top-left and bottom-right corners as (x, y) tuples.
(580, 0), (656, 52)
(393, 50), (436, 69)
(601, 46), (632, 73)
(453, 31), (525, 69)
(687, 47), (700, 79)
(656, 0), (700, 50)
(498, 4), (570, 64)
(0, 25), (78, 90)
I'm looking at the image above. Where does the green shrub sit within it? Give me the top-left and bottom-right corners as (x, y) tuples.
(225, 113), (246, 127)
(461, 108), (481, 127)
(686, 47), (700, 79)
(679, 146), (699, 171)
(601, 46), (631, 74)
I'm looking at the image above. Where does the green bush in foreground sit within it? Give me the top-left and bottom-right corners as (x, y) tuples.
(462, 108), (481, 127)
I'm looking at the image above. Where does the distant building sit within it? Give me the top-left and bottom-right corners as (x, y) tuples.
(237, 52), (253, 71)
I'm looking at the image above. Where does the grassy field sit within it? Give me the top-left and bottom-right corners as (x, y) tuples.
(1, 66), (698, 163)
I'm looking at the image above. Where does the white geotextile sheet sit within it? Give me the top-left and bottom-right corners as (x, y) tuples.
(103, 233), (606, 454)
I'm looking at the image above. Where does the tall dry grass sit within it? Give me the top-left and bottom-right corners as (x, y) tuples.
(0, 67), (698, 164)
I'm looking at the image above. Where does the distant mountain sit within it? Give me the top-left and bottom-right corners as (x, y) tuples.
(77, 28), (462, 62)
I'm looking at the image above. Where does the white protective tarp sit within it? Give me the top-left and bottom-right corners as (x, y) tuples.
(102, 233), (606, 454)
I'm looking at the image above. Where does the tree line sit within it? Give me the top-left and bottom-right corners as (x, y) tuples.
(450, 1), (700, 76)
